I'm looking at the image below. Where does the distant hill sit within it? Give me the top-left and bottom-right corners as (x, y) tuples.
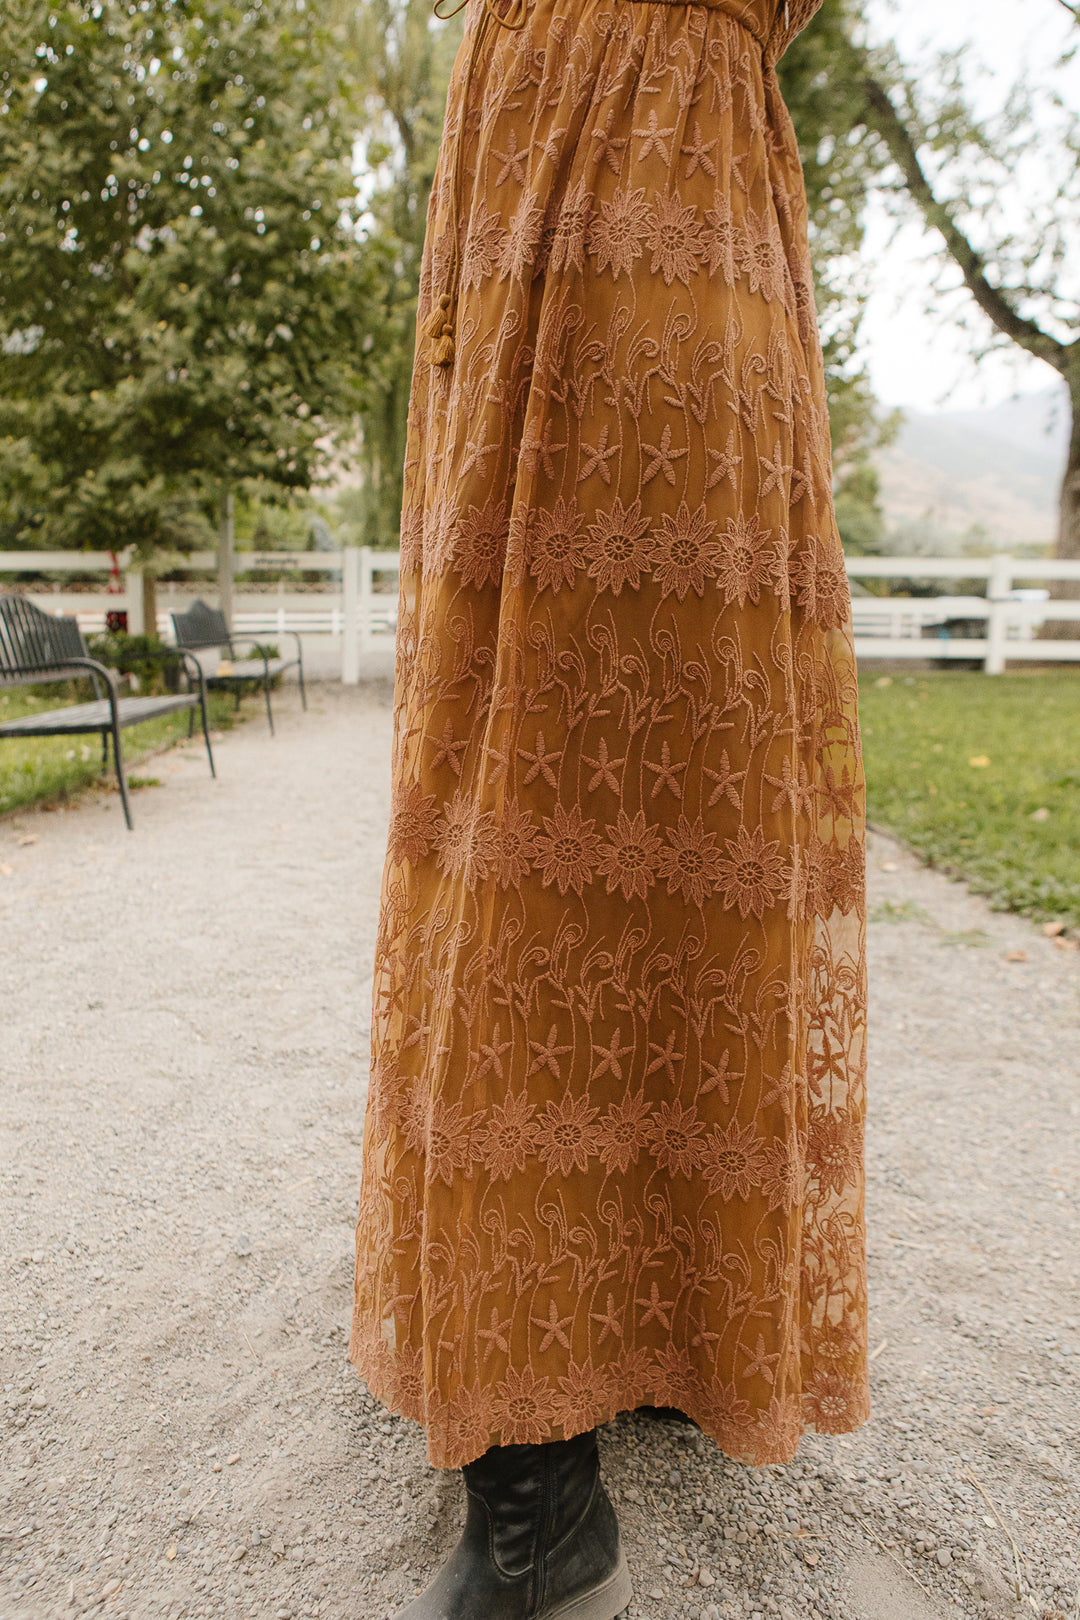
(874, 384), (1069, 551)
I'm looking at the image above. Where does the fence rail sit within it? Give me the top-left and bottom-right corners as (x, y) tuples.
(3, 549), (1080, 679)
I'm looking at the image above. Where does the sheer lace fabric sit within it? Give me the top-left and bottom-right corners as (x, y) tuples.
(350, 0), (870, 1469)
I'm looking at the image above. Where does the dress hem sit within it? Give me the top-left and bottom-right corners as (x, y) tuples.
(348, 1331), (871, 1472)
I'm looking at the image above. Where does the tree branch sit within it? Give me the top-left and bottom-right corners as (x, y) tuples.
(1056, 0), (1078, 18)
(859, 74), (1069, 375)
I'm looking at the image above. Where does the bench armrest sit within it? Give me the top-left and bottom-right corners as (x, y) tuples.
(225, 633), (303, 664)
(174, 648), (210, 702)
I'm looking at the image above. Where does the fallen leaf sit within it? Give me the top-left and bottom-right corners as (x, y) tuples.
(15, 834), (37, 847)
(1043, 921), (1066, 936)
(880, 861), (898, 872)
(803, 1550), (820, 1568)
(1053, 937), (1078, 952)
(969, 755), (991, 768)
(1031, 807), (1051, 822)
(165, 1545), (178, 1562)
(1005, 950), (1028, 963)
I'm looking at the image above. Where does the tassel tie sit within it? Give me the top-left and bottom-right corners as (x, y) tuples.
(425, 0), (530, 368)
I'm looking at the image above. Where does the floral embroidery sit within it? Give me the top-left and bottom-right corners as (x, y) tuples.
(586, 185), (651, 280)
(645, 191), (704, 286)
(597, 809), (664, 900)
(650, 502), (721, 599)
(585, 499), (651, 593)
(535, 804), (602, 896)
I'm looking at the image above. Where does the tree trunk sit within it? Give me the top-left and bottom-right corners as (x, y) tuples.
(142, 570), (158, 642)
(1042, 371), (1080, 636)
(1058, 370), (1080, 565)
(219, 488), (235, 631)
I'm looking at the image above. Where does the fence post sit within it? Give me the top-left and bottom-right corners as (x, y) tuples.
(125, 566), (145, 635)
(985, 554), (1013, 676)
(359, 546), (373, 656)
(342, 546), (361, 685)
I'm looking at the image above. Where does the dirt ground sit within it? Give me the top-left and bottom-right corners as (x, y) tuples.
(1, 682), (1077, 1620)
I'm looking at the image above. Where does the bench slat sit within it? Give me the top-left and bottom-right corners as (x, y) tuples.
(0, 694), (197, 737)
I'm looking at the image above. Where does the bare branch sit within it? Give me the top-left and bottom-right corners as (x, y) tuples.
(1056, 0), (1078, 18)
(858, 74), (1070, 375)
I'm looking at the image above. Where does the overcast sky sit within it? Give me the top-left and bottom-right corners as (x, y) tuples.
(854, 0), (1079, 413)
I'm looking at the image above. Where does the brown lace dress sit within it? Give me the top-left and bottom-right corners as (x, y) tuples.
(350, 0), (869, 1470)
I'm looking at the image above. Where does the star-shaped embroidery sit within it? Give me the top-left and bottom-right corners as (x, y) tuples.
(518, 730), (562, 788)
(519, 418), (568, 479)
(591, 1027), (629, 1081)
(590, 1293), (624, 1343)
(492, 129), (528, 187)
(583, 735), (625, 792)
(460, 431), (499, 479)
(636, 1281), (674, 1330)
(477, 1305), (514, 1361)
(528, 1024), (573, 1078)
(531, 1299), (574, 1352)
(759, 440), (795, 499)
(475, 1022), (512, 1079)
(644, 739), (685, 799)
(704, 749), (746, 808)
(680, 122), (717, 178)
(641, 422), (688, 486)
(633, 109), (677, 166)
(706, 430), (744, 491)
(577, 424), (620, 485)
(646, 1030), (682, 1082)
(700, 1050), (742, 1104)
(592, 112), (628, 175)
(428, 718), (469, 777)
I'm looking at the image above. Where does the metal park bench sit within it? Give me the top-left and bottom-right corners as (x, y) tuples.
(0, 594), (215, 831)
(170, 599), (306, 736)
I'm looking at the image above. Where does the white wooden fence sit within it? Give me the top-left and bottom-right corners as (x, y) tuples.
(0, 547), (401, 684)
(3, 549), (1080, 680)
(847, 555), (1080, 676)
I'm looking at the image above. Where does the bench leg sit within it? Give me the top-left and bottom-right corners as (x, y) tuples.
(110, 719), (134, 831)
(197, 691), (216, 778)
(101, 730), (109, 767)
(297, 653), (307, 711)
(263, 673), (274, 735)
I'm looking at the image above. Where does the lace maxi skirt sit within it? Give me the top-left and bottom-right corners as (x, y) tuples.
(350, 0), (870, 1469)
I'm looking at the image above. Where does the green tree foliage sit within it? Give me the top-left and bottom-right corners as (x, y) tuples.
(778, 0), (897, 554)
(344, 0), (461, 549)
(839, 3), (1080, 574)
(0, 0), (370, 570)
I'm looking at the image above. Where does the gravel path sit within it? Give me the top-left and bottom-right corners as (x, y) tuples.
(1, 683), (1077, 1620)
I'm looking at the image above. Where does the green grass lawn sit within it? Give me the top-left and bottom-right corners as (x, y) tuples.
(859, 669), (1080, 928)
(0, 684), (248, 818)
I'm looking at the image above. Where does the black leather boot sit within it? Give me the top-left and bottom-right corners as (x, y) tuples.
(397, 1428), (632, 1620)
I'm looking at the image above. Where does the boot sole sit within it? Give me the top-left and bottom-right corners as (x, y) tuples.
(542, 1552), (633, 1620)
